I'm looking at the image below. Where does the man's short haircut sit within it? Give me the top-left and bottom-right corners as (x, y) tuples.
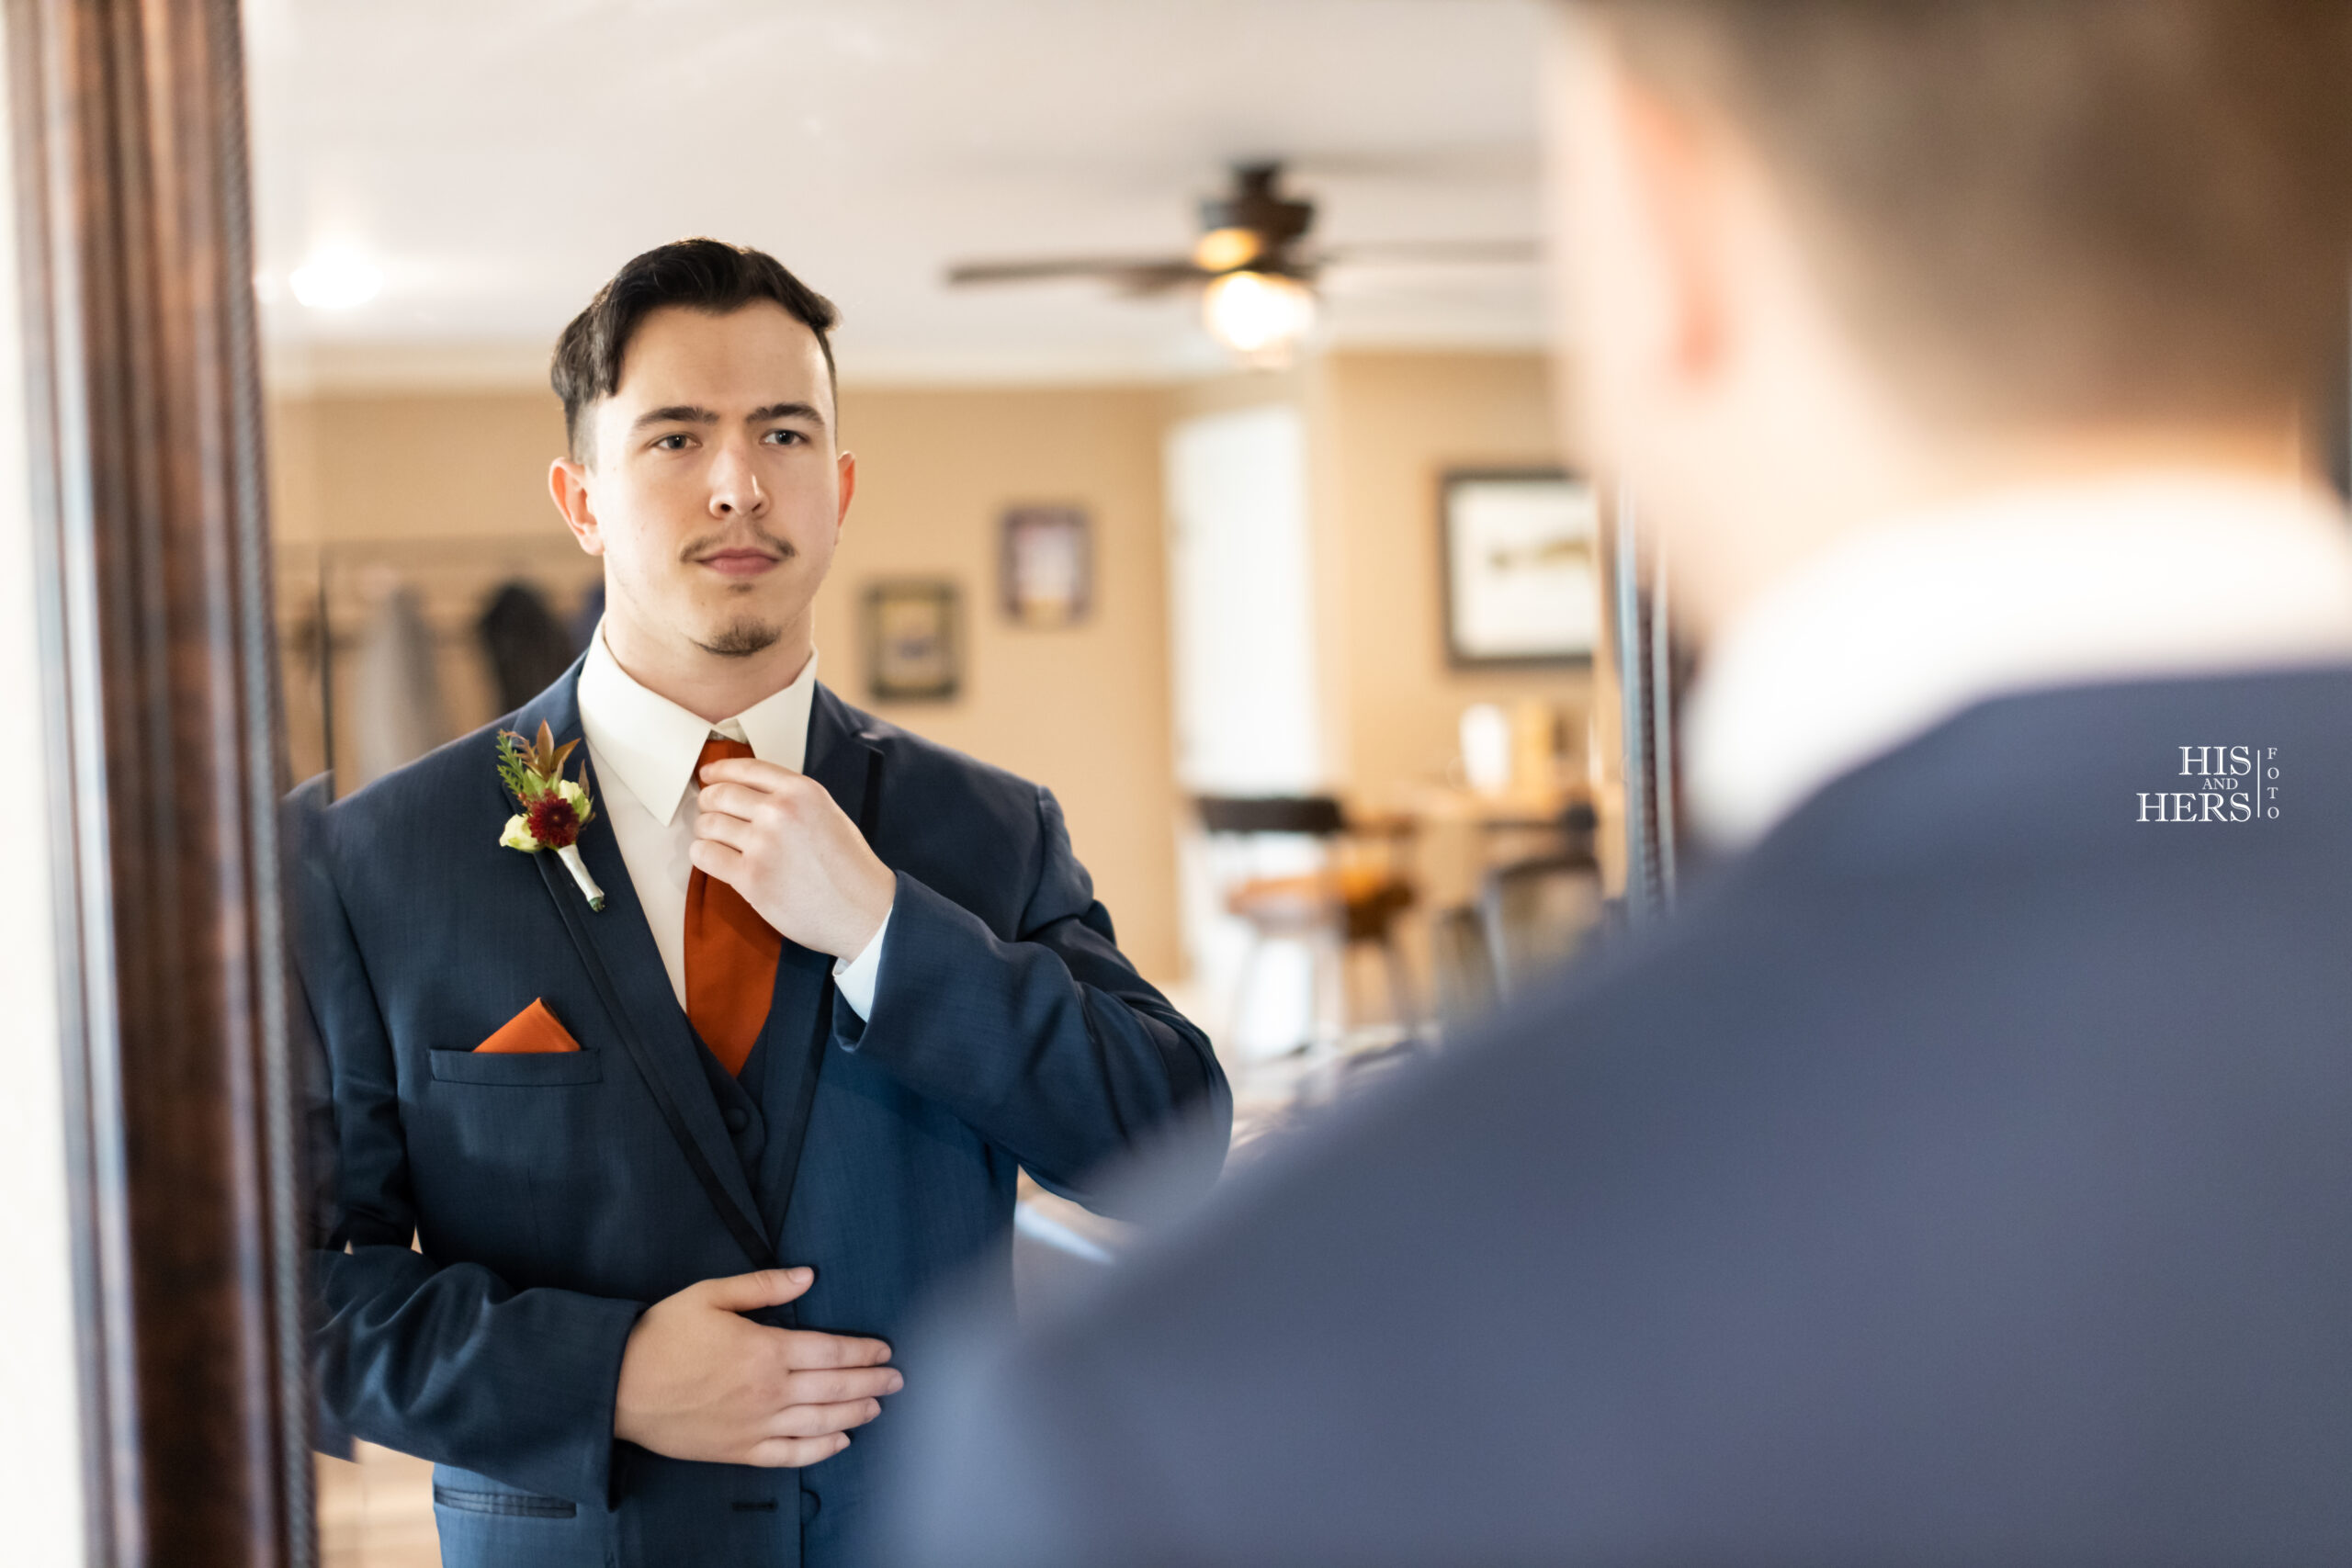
(1575, 0), (2352, 425)
(551, 238), (840, 463)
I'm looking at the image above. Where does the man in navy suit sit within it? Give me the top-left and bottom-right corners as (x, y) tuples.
(293, 238), (1229, 1568)
(900, 4), (2352, 1563)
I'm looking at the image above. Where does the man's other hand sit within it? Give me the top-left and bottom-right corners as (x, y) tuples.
(692, 756), (896, 961)
(614, 1267), (901, 1467)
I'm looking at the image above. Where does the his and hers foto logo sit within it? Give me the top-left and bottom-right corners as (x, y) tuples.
(2137, 746), (2280, 824)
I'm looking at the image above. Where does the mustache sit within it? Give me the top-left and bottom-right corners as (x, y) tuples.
(679, 523), (797, 564)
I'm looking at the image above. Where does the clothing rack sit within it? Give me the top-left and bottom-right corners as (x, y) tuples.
(277, 534), (604, 793)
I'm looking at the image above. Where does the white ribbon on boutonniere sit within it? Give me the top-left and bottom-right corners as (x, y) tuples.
(495, 719), (606, 911)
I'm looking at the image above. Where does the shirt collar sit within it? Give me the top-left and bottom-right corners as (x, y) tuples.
(1683, 471), (2352, 853)
(576, 624), (819, 827)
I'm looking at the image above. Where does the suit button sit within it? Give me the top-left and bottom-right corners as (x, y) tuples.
(801, 1488), (820, 1522)
(723, 1106), (749, 1133)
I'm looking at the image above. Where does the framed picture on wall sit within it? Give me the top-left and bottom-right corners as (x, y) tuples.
(863, 579), (962, 702)
(1001, 504), (1092, 627)
(1441, 469), (1600, 667)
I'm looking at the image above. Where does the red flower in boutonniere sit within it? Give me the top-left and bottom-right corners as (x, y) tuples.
(526, 792), (582, 849)
(496, 720), (606, 911)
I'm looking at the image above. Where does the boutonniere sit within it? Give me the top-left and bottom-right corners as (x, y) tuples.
(495, 721), (606, 911)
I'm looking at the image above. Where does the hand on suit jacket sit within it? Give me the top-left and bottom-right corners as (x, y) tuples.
(613, 1266), (901, 1467)
(693, 756), (897, 960)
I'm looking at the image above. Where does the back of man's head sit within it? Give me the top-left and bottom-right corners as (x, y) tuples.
(1574, 0), (2352, 427)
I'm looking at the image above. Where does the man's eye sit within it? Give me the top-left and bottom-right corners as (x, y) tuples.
(763, 429), (804, 446)
(652, 434), (690, 451)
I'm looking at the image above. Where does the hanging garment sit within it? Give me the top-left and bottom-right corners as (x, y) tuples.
(478, 580), (579, 714)
(349, 581), (450, 790)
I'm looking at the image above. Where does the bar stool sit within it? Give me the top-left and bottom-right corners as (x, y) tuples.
(1195, 795), (1418, 1055)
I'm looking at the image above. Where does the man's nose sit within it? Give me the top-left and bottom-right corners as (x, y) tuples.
(707, 436), (767, 517)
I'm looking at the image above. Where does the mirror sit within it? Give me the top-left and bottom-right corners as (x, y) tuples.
(246, 5), (1600, 1561)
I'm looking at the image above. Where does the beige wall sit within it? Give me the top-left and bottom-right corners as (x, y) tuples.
(817, 385), (1180, 976)
(269, 389), (569, 547)
(264, 350), (1571, 985)
(1312, 350), (1589, 805)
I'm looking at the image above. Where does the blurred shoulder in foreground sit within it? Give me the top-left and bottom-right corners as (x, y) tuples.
(898, 663), (2352, 1565)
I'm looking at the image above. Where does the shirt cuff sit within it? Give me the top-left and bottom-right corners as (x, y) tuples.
(831, 901), (892, 1020)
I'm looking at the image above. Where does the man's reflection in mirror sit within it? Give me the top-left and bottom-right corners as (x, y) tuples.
(292, 240), (1229, 1567)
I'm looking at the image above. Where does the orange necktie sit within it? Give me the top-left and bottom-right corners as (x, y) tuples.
(685, 736), (782, 1075)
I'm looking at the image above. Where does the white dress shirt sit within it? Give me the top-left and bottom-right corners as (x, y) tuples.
(1683, 471), (2352, 852)
(576, 626), (890, 1020)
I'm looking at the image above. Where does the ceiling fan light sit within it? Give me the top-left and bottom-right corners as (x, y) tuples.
(1202, 269), (1316, 364)
(1193, 225), (1262, 274)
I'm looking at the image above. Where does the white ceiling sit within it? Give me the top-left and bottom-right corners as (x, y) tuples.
(243, 0), (1554, 387)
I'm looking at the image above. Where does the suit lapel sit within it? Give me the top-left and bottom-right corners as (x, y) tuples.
(752, 682), (885, 1233)
(502, 669), (776, 1269)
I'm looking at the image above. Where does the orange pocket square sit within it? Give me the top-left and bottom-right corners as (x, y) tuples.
(474, 998), (582, 1055)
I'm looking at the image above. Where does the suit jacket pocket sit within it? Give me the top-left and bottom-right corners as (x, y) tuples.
(429, 1049), (603, 1087)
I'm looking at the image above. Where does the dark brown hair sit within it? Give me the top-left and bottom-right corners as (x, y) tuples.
(1577, 0), (2352, 423)
(550, 238), (840, 462)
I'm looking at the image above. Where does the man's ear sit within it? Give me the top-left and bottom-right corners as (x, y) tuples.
(834, 450), (857, 529)
(1614, 77), (1733, 384)
(549, 456), (605, 556)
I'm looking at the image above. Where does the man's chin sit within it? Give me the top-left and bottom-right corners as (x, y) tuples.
(692, 618), (785, 660)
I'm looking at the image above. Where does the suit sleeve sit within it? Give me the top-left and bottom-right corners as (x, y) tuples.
(293, 782), (643, 1506)
(831, 785), (1231, 1207)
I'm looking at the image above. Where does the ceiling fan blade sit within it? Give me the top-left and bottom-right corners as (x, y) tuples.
(1105, 262), (1216, 299)
(944, 256), (1205, 290)
(1312, 239), (1542, 267)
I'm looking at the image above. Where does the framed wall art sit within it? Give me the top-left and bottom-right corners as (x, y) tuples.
(1440, 468), (1600, 667)
(1001, 504), (1092, 627)
(863, 579), (962, 702)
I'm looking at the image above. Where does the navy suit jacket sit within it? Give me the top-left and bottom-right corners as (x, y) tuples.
(292, 666), (1228, 1568)
(901, 668), (2352, 1566)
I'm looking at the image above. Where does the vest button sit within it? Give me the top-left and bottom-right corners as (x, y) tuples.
(723, 1106), (749, 1133)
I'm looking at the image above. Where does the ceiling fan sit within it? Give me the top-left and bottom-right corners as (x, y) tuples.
(944, 161), (1538, 364)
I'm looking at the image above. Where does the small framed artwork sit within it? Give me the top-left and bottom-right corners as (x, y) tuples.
(1441, 469), (1600, 667)
(863, 580), (962, 702)
(1001, 504), (1091, 627)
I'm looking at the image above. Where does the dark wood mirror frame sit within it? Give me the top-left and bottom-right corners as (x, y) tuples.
(10, 0), (311, 1562)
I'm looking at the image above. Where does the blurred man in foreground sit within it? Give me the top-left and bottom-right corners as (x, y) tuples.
(899, 4), (2352, 1563)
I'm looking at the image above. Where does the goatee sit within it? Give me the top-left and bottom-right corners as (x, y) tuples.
(695, 617), (783, 659)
